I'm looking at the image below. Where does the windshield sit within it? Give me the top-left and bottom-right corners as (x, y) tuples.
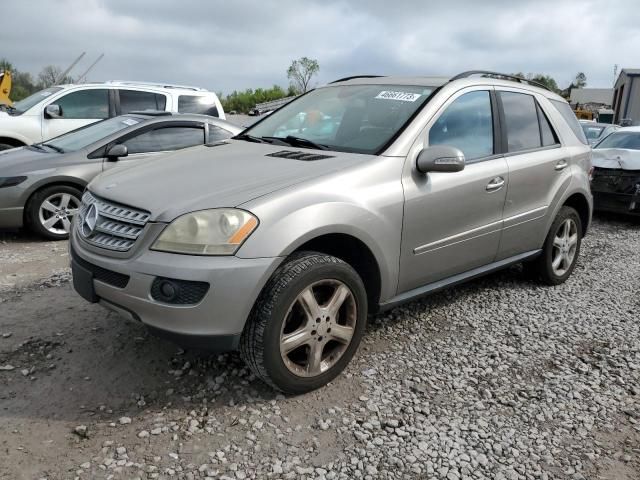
(243, 84), (435, 154)
(595, 131), (640, 150)
(12, 87), (64, 114)
(581, 124), (604, 140)
(43, 116), (143, 153)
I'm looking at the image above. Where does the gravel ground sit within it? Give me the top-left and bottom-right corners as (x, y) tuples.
(0, 215), (639, 480)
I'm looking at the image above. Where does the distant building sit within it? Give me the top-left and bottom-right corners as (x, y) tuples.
(569, 88), (613, 108)
(613, 68), (640, 125)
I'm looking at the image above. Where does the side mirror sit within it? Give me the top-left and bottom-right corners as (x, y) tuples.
(106, 144), (128, 160)
(44, 104), (62, 119)
(416, 145), (465, 174)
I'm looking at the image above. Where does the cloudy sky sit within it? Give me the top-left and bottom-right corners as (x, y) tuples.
(3, 0), (639, 94)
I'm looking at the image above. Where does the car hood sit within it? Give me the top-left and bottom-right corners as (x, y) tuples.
(89, 141), (375, 222)
(592, 148), (640, 170)
(0, 147), (87, 177)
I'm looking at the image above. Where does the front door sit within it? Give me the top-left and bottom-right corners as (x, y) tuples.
(42, 89), (111, 141)
(399, 88), (508, 293)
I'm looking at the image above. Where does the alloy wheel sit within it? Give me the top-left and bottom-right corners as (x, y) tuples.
(551, 218), (578, 277)
(38, 192), (81, 235)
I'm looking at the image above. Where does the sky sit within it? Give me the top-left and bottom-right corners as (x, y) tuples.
(2, 0), (639, 94)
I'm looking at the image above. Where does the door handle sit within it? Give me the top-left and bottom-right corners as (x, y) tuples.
(486, 176), (505, 192)
(555, 159), (569, 171)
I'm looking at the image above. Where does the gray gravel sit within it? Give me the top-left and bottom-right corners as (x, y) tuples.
(1, 215), (639, 479)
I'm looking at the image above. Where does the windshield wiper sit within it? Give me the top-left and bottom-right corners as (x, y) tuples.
(27, 144), (46, 152)
(263, 135), (329, 150)
(42, 143), (65, 154)
(233, 133), (269, 144)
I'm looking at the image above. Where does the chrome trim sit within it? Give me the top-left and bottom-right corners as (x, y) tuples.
(413, 219), (503, 255)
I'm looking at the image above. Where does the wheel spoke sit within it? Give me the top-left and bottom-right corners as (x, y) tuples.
(41, 200), (58, 213)
(59, 194), (71, 209)
(326, 284), (350, 319)
(562, 220), (570, 239)
(568, 233), (578, 247)
(42, 216), (59, 229)
(553, 236), (563, 248)
(281, 329), (312, 354)
(62, 217), (72, 232)
(298, 287), (322, 323)
(307, 341), (324, 375)
(552, 254), (562, 270)
(329, 323), (354, 344)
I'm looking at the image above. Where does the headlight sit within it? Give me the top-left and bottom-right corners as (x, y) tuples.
(151, 209), (258, 256)
(0, 176), (27, 188)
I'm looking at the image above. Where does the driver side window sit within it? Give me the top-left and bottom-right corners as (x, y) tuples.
(429, 91), (493, 161)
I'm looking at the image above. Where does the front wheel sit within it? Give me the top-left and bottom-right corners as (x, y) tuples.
(527, 206), (582, 285)
(26, 185), (82, 240)
(240, 252), (368, 394)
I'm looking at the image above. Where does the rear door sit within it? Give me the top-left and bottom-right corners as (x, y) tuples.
(495, 89), (570, 259)
(399, 87), (509, 292)
(102, 121), (205, 171)
(42, 88), (112, 141)
(116, 89), (168, 114)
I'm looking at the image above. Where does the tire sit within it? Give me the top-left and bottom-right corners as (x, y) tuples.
(0, 143), (18, 151)
(240, 251), (368, 394)
(527, 206), (582, 285)
(26, 185), (83, 240)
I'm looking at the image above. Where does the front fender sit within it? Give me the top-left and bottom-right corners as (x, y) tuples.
(237, 201), (403, 302)
(0, 130), (31, 146)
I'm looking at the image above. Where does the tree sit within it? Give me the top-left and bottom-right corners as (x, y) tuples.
(0, 58), (14, 73)
(287, 57), (319, 94)
(37, 65), (63, 87)
(530, 74), (560, 93)
(574, 72), (587, 89)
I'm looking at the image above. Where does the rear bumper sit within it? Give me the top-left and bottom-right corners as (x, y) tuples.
(70, 228), (283, 350)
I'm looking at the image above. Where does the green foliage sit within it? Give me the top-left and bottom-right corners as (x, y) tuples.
(221, 85), (292, 114)
(287, 57), (320, 93)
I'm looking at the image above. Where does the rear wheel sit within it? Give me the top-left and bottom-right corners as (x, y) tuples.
(26, 185), (82, 240)
(527, 206), (582, 285)
(240, 252), (367, 394)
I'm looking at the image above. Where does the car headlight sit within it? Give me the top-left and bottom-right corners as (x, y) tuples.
(0, 176), (27, 188)
(151, 209), (258, 255)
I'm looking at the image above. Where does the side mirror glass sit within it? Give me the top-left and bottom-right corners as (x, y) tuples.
(44, 104), (62, 119)
(416, 145), (465, 174)
(106, 144), (128, 160)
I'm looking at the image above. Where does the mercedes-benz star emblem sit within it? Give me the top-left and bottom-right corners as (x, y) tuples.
(81, 204), (99, 237)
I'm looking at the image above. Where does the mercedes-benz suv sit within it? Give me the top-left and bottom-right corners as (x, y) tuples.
(70, 71), (593, 394)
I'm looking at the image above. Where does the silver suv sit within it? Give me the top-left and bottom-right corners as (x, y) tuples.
(70, 71), (593, 394)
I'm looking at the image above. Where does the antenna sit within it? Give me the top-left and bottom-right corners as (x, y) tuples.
(55, 52), (86, 85)
(76, 54), (104, 83)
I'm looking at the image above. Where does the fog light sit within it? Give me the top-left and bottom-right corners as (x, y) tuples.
(159, 280), (178, 300)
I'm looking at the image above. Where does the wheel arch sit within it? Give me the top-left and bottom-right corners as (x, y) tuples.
(23, 178), (87, 223)
(562, 192), (591, 236)
(0, 136), (27, 148)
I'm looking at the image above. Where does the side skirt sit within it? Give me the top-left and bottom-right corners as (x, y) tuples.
(379, 249), (541, 311)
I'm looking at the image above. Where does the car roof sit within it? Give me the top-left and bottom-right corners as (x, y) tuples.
(122, 112), (240, 129)
(326, 73), (565, 101)
(54, 81), (210, 94)
(617, 126), (640, 132)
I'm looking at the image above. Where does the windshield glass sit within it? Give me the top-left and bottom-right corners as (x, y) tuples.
(581, 124), (604, 140)
(595, 131), (640, 150)
(44, 116), (143, 152)
(12, 87), (64, 114)
(244, 84), (435, 154)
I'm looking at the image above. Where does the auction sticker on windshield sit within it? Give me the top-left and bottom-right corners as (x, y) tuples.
(375, 91), (422, 102)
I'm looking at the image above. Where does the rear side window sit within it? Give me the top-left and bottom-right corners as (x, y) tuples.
(178, 95), (219, 117)
(537, 103), (558, 146)
(499, 92), (541, 152)
(123, 126), (204, 154)
(119, 90), (167, 113)
(550, 99), (588, 145)
(56, 89), (109, 119)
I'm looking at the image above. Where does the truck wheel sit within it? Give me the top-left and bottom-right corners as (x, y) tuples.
(240, 252), (367, 394)
(528, 206), (582, 285)
(26, 185), (82, 240)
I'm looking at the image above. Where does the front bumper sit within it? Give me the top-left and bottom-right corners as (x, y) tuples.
(70, 228), (283, 350)
(591, 168), (640, 216)
(0, 186), (25, 228)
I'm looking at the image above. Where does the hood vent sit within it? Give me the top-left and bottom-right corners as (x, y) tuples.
(266, 150), (334, 161)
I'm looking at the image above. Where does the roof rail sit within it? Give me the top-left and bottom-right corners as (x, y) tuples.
(105, 80), (208, 92)
(330, 75), (385, 84)
(450, 71), (551, 91)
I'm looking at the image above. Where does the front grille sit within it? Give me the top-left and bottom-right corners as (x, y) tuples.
(150, 277), (210, 305)
(71, 247), (130, 288)
(77, 192), (150, 252)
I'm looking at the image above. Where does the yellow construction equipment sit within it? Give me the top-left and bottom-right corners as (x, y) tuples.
(574, 108), (594, 121)
(0, 70), (12, 107)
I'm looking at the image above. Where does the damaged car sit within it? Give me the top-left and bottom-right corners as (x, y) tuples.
(590, 127), (640, 216)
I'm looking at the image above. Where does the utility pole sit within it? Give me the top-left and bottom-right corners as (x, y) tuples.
(55, 52), (86, 85)
(76, 54), (104, 83)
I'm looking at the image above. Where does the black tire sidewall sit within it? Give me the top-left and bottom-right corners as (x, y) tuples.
(27, 185), (82, 240)
(540, 206), (582, 284)
(260, 256), (368, 394)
